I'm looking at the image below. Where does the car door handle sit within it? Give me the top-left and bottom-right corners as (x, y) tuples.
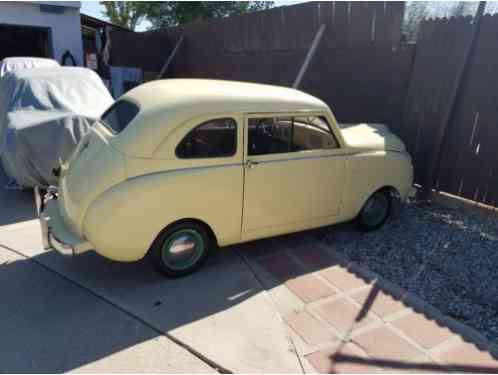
(246, 160), (259, 169)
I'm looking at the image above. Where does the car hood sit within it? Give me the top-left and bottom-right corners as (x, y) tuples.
(338, 123), (406, 152)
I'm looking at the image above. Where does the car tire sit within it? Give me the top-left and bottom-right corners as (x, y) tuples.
(357, 190), (391, 232)
(150, 222), (211, 278)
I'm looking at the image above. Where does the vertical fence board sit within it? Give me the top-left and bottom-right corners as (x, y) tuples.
(436, 16), (474, 194)
(400, 19), (437, 179)
(333, 2), (351, 47)
(350, 1), (374, 44)
(319, 1), (336, 48)
(318, 1), (334, 27)
(458, 15), (498, 202)
(373, 2), (390, 43)
(385, 2), (405, 44)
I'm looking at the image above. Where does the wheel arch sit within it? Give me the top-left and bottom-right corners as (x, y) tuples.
(357, 185), (402, 218)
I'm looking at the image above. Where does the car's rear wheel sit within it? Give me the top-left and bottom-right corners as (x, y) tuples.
(150, 222), (211, 277)
(357, 190), (391, 231)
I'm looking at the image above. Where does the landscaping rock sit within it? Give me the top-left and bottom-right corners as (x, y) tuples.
(320, 200), (498, 344)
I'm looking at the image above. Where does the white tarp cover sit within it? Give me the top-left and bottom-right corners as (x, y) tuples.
(0, 67), (113, 187)
(0, 57), (60, 78)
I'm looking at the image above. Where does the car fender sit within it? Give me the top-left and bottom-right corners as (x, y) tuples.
(340, 151), (413, 220)
(83, 165), (243, 262)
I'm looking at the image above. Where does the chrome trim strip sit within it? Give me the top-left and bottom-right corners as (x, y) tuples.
(250, 152), (350, 165)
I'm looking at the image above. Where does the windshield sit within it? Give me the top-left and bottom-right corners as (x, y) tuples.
(100, 100), (140, 134)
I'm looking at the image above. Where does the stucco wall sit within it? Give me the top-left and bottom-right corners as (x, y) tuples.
(0, 1), (83, 65)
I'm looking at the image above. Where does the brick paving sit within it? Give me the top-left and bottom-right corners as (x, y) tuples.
(236, 234), (498, 373)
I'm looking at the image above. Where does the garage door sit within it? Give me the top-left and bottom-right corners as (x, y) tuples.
(0, 24), (50, 61)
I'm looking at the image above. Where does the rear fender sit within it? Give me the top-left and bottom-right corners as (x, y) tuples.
(83, 165), (243, 262)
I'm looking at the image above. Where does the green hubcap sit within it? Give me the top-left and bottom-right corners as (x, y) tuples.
(161, 229), (204, 271)
(362, 193), (389, 227)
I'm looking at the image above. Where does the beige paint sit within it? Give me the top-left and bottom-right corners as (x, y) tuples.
(51, 79), (413, 262)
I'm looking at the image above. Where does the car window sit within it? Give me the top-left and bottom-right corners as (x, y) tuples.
(176, 118), (237, 159)
(292, 116), (339, 151)
(248, 117), (292, 156)
(248, 116), (338, 156)
(100, 100), (140, 134)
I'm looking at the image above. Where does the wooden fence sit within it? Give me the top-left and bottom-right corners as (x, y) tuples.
(164, 2), (405, 51)
(108, 3), (498, 208)
(164, 2), (412, 127)
(110, 1), (413, 127)
(401, 14), (498, 207)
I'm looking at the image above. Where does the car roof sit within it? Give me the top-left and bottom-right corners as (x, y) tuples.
(112, 79), (332, 158)
(122, 79), (329, 113)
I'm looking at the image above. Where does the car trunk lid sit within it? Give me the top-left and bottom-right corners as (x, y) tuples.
(58, 124), (125, 236)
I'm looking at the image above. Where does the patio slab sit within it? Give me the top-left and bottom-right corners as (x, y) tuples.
(237, 233), (498, 373)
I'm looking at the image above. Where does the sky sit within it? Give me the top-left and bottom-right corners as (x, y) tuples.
(80, 1), (105, 20)
(80, 1), (306, 31)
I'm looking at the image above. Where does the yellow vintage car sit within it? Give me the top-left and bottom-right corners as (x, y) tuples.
(37, 79), (413, 277)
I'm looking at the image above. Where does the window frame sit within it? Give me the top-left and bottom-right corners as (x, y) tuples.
(175, 117), (238, 159)
(246, 113), (341, 157)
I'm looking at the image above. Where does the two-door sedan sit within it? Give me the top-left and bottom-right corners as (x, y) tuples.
(36, 79), (413, 277)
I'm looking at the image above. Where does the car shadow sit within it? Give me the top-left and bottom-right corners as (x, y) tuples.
(0, 252), (158, 373)
(0, 164), (36, 226)
(0, 244), (262, 373)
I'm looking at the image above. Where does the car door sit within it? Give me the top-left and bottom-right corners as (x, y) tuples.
(241, 113), (347, 240)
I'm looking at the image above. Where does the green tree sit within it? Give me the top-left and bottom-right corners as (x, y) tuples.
(143, 1), (273, 28)
(451, 1), (478, 17)
(402, 1), (480, 41)
(100, 1), (149, 30)
(101, 1), (273, 30)
(402, 2), (430, 41)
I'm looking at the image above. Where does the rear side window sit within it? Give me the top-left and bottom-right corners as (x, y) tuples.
(176, 118), (237, 159)
(100, 100), (140, 134)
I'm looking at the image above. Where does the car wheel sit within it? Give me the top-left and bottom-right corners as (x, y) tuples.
(150, 222), (211, 277)
(357, 190), (391, 231)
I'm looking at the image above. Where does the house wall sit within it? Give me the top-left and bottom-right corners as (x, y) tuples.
(0, 1), (83, 65)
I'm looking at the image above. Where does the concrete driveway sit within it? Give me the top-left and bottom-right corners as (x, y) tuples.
(0, 166), (301, 373)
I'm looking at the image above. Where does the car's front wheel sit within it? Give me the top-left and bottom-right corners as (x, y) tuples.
(357, 190), (391, 231)
(150, 222), (211, 277)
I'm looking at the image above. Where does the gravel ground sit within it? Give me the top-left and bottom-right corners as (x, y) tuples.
(321, 200), (498, 344)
